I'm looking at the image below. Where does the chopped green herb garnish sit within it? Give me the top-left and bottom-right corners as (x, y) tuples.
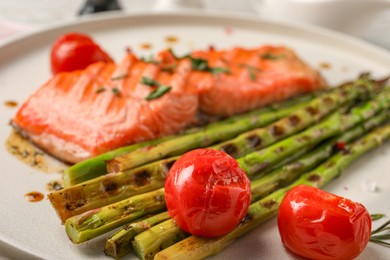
(189, 57), (230, 75)
(190, 57), (209, 71)
(145, 85), (172, 100)
(140, 54), (160, 64)
(249, 70), (257, 81)
(261, 53), (286, 60)
(247, 65), (260, 81)
(168, 48), (180, 59)
(167, 50), (230, 75)
(140, 76), (172, 100)
(111, 73), (128, 81)
(112, 87), (120, 96)
(161, 64), (177, 73)
(210, 67), (231, 75)
(238, 63), (261, 81)
(95, 86), (107, 94)
(141, 77), (160, 87)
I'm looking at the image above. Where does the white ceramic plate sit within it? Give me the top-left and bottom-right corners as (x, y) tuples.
(0, 11), (389, 260)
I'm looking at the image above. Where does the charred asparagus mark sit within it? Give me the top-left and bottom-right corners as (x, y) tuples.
(296, 135), (311, 143)
(133, 170), (152, 187)
(101, 181), (118, 194)
(306, 106), (319, 116)
(220, 143), (238, 156)
(270, 124), (285, 137)
(323, 97), (335, 106)
(340, 89), (349, 98)
(307, 174), (321, 183)
(288, 115), (301, 127)
(260, 199), (278, 209)
(246, 135), (262, 149)
(65, 199), (87, 211)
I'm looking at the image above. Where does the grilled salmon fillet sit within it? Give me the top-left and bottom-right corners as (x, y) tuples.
(12, 46), (326, 163)
(190, 45), (327, 116)
(12, 51), (198, 163)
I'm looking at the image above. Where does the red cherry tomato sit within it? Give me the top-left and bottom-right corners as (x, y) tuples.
(164, 148), (251, 238)
(278, 185), (372, 260)
(50, 32), (113, 74)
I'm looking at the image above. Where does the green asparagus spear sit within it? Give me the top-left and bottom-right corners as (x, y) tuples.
(155, 123), (390, 260)
(63, 135), (176, 188)
(106, 103), (306, 173)
(65, 188), (166, 244)
(129, 109), (389, 260)
(104, 212), (171, 259)
(238, 87), (390, 178)
(132, 219), (190, 260)
(107, 76), (382, 172)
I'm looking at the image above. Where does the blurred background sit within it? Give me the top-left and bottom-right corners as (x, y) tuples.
(0, 0), (389, 50)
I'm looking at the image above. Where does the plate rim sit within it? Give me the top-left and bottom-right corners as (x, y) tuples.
(1, 9), (390, 60)
(1, 10), (390, 259)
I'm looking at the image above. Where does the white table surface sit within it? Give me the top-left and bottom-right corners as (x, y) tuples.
(0, 0), (389, 51)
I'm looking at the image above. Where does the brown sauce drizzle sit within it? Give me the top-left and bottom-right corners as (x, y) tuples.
(4, 100), (18, 108)
(320, 62), (331, 69)
(6, 130), (67, 173)
(24, 191), (44, 202)
(165, 36), (178, 44)
(140, 43), (152, 50)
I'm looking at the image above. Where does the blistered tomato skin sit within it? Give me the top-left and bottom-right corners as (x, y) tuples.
(164, 148), (251, 238)
(278, 185), (372, 260)
(50, 32), (113, 74)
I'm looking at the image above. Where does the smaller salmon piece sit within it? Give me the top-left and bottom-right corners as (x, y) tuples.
(190, 45), (326, 116)
(12, 51), (198, 163)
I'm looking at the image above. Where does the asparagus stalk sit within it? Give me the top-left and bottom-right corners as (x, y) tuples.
(65, 188), (165, 244)
(63, 135), (176, 188)
(48, 83), (388, 223)
(155, 123), (390, 260)
(238, 87), (390, 178)
(107, 76), (381, 172)
(106, 103), (306, 173)
(132, 219), (190, 260)
(104, 211), (171, 259)
(128, 109), (389, 260)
